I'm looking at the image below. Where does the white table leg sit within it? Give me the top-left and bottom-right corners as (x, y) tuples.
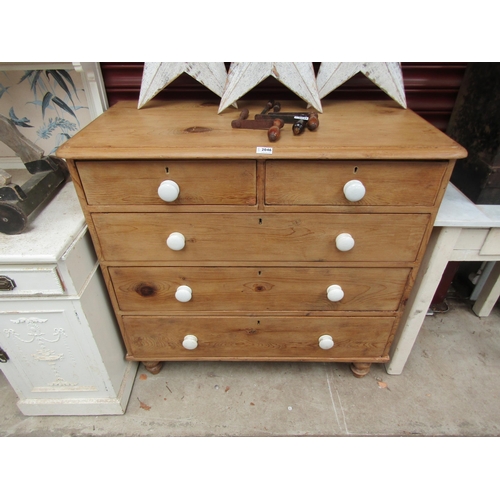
(472, 261), (500, 317)
(386, 227), (462, 375)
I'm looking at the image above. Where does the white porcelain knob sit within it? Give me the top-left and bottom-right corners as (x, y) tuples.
(158, 180), (180, 202)
(182, 335), (198, 350)
(343, 180), (366, 202)
(335, 233), (355, 252)
(175, 285), (192, 302)
(167, 232), (185, 251)
(327, 284), (344, 302)
(318, 335), (334, 350)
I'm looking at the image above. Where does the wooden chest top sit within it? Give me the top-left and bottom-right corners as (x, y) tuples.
(56, 100), (467, 161)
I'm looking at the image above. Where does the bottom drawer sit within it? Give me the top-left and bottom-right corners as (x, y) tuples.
(122, 316), (395, 361)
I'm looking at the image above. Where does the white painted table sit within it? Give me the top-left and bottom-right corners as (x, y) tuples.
(387, 183), (500, 374)
(0, 180), (138, 415)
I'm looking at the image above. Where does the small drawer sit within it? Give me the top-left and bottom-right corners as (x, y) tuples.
(265, 160), (448, 206)
(77, 160), (256, 206)
(110, 266), (410, 312)
(122, 315), (395, 360)
(0, 266), (64, 296)
(93, 212), (429, 263)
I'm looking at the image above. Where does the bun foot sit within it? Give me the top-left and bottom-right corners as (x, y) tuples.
(350, 362), (371, 378)
(143, 361), (163, 374)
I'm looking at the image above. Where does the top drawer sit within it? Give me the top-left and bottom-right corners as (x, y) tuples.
(265, 160), (448, 206)
(0, 265), (64, 296)
(77, 160), (257, 206)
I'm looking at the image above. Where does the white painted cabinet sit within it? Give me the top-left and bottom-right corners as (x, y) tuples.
(0, 180), (137, 415)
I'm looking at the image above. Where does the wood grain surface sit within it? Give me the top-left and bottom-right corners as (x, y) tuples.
(93, 212), (429, 263)
(56, 99), (466, 372)
(265, 160), (448, 206)
(77, 160), (256, 205)
(57, 100), (467, 161)
(110, 266), (410, 313)
(122, 315), (395, 360)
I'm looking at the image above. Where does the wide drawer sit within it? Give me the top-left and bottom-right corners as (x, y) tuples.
(94, 213), (429, 263)
(77, 160), (257, 205)
(122, 316), (395, 360)
(110, 266), (410, 312)
(0, 265), (64, 296)
(265, 160), (448, 206)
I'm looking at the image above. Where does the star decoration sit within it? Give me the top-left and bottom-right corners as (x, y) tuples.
(316, 62), (407, 108)
(138, 62), (229, 109)
(218, 62), (322, 113)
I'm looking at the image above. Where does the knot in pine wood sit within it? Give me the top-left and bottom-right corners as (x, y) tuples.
(184, 126), (212, 133)
(135, 283), (157, 297)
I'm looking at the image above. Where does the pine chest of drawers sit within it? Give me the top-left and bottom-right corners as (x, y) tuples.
(56, 99), (466, 377)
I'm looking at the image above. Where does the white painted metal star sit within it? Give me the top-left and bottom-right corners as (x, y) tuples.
(316, 62), (407, 108)
(218, 62), (322, 114)
(138, 62), (229, 109)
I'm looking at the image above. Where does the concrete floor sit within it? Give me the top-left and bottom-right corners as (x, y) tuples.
(1, 297), (499, 437)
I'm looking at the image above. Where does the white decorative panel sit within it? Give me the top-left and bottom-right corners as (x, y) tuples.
(1, 308), (100, 396)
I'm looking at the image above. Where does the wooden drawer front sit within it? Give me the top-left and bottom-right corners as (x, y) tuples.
(122, 316), (394, 360)
(111, 266), (410, 312)
(94, 213), (429, 263)
(77, 160), (256, 205)
(265, 161), (447, 206)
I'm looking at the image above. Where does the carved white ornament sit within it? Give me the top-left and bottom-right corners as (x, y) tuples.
(32, 346), (64, 362)
(8, 317), (65, 343)
(218, 62), (323, 114)
(316, 62), (407, 108)
(138, 62), (229, 109)
(10, 317), (48, 324)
